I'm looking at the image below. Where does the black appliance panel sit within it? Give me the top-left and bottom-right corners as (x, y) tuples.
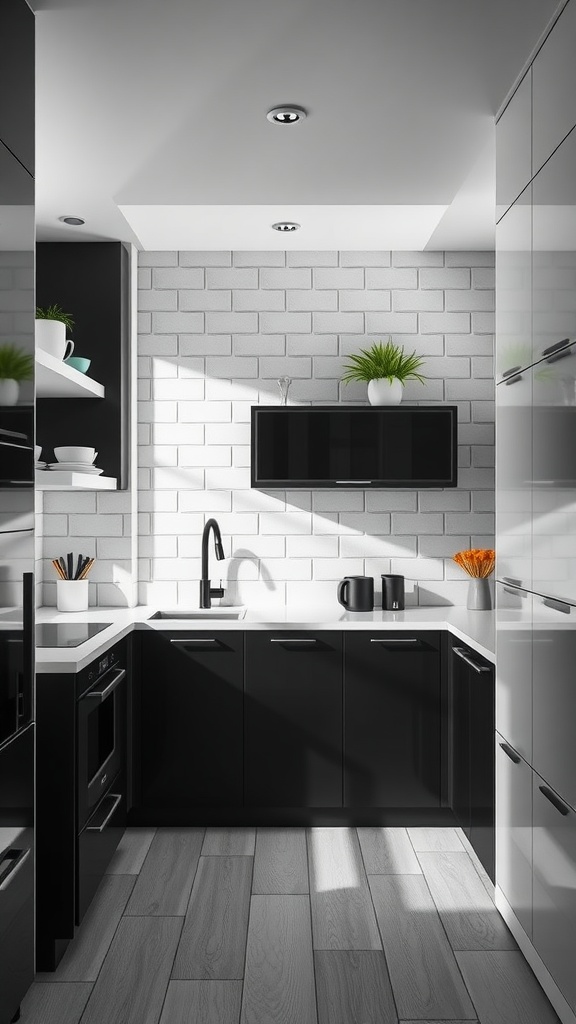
(251, 405), (458, 487)
(77, 647), (126, 828)
(0, 725), (34, 1024)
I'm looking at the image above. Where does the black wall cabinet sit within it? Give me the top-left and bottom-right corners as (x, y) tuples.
(36, 242), (130, 487)
(0, 0), (34, 175)
(244, 632), (343, 807)
(344, 632), (441, 807)
(139, 632), (244, 809)
(450, 640), (495, 881)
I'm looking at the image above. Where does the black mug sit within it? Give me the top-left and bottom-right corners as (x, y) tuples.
(381, 574), (405, 611)
(337, 576), (374, 612)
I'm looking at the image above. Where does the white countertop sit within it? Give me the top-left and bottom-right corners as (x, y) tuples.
(34, 604), (495, 672)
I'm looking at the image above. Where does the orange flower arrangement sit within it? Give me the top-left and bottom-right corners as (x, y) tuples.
(453, 548), (495, 578)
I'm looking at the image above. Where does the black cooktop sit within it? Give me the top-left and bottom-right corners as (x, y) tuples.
(36, 622), (113, 648)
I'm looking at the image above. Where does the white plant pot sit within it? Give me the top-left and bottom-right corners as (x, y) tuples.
(35, 319), (74, 361)
(0, 379), (19, 406)
(367, 378), (403, 406)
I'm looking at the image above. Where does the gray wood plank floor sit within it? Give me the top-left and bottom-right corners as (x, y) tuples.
(26, 827), (561, 1024)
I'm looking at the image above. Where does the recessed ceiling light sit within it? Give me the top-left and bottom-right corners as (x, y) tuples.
(59, 216), (85, 226)
(266, 105), (307, 125)
(272, 221), (300, 232)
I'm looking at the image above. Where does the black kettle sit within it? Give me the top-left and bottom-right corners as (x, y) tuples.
(337, 576), (374, 612)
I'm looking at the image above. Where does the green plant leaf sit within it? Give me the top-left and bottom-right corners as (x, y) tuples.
(0, 344), (34, 381)
(35, 304), (75, 332)
(341, 339), (426, 384)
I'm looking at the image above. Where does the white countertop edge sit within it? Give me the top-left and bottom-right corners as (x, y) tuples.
(34, 605), (495, 672)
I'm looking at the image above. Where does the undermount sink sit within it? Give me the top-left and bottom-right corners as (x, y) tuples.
(149, 607), (246, 620)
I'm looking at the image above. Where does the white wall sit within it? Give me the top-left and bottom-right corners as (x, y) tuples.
(135, 249), (495, 610)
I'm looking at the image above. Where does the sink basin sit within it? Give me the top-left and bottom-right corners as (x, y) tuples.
(149, 607), (246, 620)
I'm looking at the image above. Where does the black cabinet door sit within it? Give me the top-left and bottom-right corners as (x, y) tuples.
(451, 642), (495, 882)
(0, 0), (34, 175)
(245, 632), (343, 807)
(344, 633), (441, 807)
(140, 632), (243, 808)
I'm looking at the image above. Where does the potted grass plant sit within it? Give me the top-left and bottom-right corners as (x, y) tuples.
(35, 304), (75, 361)
(340, 338), (426, 405)
(0, 344), (34, 405)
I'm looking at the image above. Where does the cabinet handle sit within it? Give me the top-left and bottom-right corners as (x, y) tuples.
(370, 638), (419, 643)
(539, 785), (570, 817)
(170, 638), (219, 643)
(0, 848), (31, 891)
(542, 337), (570, 360)
(541, 596), (572, 615)
(501, 365), (523, 379)
(83, 668), (125, 701)
(269, 638), (318, 644)
(503, 585), (527, 597)
(452, 646), (491, 673)
(499, 742), (521, 765)
(335, 480), (373, 485)
(86, 793), (122, 832)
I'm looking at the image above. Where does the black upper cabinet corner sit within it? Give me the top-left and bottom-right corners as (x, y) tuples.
(0, 0), (34, 176)
(36, 242), (130, 488)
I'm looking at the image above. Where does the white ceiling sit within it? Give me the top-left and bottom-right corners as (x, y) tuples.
(34, 0), (560, 250)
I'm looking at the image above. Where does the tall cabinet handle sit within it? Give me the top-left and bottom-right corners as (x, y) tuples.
(499, 742), (521, 764)
(0, 848), (31, 891)
(539, 785), (570, 817)
(453, 647), (491, 673)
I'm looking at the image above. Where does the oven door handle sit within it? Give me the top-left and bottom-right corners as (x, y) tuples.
(84, 668), (126, 701)
(0, 848), (31, 891)
(86, 793), (122, 832)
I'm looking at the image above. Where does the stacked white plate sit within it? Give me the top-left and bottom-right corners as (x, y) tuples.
(48, 462), (103, 475)
(35, 461), (48, 470)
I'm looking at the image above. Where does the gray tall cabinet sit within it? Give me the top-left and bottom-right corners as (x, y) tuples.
(495, 3), (576, 1022)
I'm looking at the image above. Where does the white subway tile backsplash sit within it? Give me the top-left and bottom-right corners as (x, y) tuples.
(180, 290), (231, 311)
(260, 312), (312, 334)
(286, 290), (338, 311)
(153, 267), (204, 289)
(43, 248), (495, 610)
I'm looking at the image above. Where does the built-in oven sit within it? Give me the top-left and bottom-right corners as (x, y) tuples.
(76, 645), (126, 921)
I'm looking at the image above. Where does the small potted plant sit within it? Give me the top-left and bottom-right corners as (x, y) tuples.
(340, 338), (426, 405)
(0, 344), (34, 405)
(35, 304), (75, 361)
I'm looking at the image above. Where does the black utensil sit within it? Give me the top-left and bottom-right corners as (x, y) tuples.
(79, 555), (90, 577)
(59, 556), (68, 579)
(75, 553), (83, 580)
(67, 553), (73, 581)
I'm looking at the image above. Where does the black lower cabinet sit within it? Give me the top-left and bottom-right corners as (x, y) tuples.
(244, 632), (343, 807)
(0, 726), (34, 1024)
(450, 640), (495, 881)
(139, 631), (243, 809)
(344, 632), (441, 808)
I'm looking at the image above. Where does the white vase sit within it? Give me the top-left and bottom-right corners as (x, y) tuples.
(367, 378), (403, 405)
(35, 318), (74, 360)
(466, 577), (492, 610)
(0, 379), (19, 406)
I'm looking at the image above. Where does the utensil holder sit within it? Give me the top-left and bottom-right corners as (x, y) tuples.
(56, 580), (89, 612)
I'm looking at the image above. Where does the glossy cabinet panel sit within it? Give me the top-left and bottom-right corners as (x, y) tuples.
(139, 632), (244, 808)
(531, 128), (576, 605)
(496, 734), (533, 937)
(532, 126), (576, 363)
(0, 0), (34, 175)
(496, 70), (532, 220)
(532, 596), (576, 808)
(245, 632), (343, 807)
(495, 191), (532, 379)
(496, 373), (532, 590)
(532, 769), (576, 1014)
(532, 0), (576, 177)
(495, 583), (533, 763)
(344, 633), (441, 808)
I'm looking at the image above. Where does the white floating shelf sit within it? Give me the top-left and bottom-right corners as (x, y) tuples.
(36, 349), (105, 399)
(35, 472), (117, 490)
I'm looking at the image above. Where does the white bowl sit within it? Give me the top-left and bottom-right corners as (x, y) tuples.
(54, 446), (96, 464)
